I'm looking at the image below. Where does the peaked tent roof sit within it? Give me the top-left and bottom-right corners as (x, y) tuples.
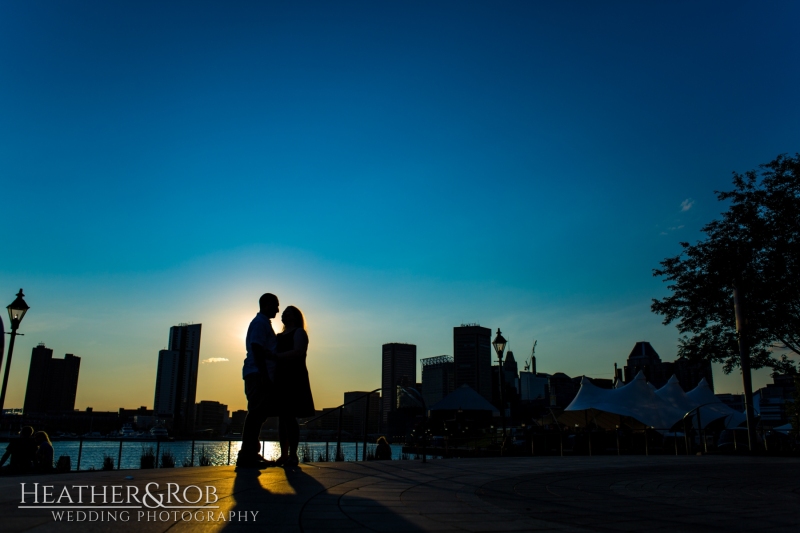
(686, 378), (747, 429)
(565, 373), (748, 431)
(565, 371), (684, 429)
(429, 384), (500, 416)
(655, 375), (696, 416)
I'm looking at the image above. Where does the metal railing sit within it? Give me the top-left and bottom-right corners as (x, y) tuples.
(300, 388), (381, 462)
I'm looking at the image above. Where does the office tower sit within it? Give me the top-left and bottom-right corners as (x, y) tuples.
(453, 324), (492, 401)
(154, 323), (202, 436)
(381, 343), (416, 423)
(623, 342), (668, 386)
(420, 355), (455, 407)
(23, 343), (81, 414)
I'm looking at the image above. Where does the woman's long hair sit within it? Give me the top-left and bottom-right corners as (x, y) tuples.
(282, 305), (306, 332)
(34, 431), (51, 445)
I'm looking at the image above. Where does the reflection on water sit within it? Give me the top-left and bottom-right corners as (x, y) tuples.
(51, 440), (410, 470)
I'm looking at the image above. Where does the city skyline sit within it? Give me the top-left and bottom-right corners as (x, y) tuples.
(1, 2), (798, 411)
(0, 313), (771, 413)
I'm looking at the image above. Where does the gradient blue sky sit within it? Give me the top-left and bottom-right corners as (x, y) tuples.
(1, 1), (798, 412)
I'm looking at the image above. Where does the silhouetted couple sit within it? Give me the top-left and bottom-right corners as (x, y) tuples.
(237, 293), (315, 469)
(0, 426), (54, 475)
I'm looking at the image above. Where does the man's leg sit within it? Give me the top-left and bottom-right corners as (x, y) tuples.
(239, 373), (269, 464)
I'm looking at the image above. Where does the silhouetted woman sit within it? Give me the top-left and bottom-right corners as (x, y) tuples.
(274, 305), (315, 466)
(34, 431), (54, 472)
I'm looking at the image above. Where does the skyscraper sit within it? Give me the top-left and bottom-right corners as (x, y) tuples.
(381, 343), (416, 423)
(23, 343), (80, 414)
(420, 355), (455, 407)
(154, 323), (202, 436)
(453, 324), (492, 401)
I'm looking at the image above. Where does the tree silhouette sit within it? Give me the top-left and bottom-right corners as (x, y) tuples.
(652, 154), (800, 375)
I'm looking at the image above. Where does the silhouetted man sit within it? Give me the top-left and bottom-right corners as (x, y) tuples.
(0, 426), (36, 475)
(237, 293), (279, 468)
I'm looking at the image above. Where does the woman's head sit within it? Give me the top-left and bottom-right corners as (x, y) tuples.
(281, 306), (306, 331)
(34, 431), (51, 445)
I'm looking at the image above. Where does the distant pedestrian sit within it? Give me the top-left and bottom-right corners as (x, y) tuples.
(237, 293), (280, 469)
(375, 436), (392, 460)
(34, 431), (54, 472)
(0, 426), (37, 475)
(271, 305), (315, 467)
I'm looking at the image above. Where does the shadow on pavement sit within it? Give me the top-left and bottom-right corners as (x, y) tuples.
(220, 464), (423, 532)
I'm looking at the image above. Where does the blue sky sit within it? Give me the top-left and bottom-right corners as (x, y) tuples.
(1, 1), (798, 411)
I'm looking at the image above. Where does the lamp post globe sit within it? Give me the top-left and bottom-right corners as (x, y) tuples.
(0, 289), (30, 413)
(7, 289), (30, 329)
(492, 329), (507, 361)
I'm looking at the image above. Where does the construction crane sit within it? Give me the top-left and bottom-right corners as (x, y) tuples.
(523, 340), (537, 372)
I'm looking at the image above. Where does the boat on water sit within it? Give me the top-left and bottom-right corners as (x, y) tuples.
(118, 423), (140, 438)
(149, 425), (169, 438)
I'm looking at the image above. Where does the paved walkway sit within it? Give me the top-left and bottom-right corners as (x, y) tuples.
(1, 456), (798, 532)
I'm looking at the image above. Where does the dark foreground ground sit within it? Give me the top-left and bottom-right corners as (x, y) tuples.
(1, 456), (798, 532)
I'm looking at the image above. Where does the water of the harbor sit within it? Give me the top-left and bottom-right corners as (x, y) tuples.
(50, 440), (413, 470)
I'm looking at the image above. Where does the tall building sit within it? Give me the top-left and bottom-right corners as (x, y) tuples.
(503, 350), (519, 390)
(381, 343), (416, 423)
(23, 343), (80, 414)
(453, 325), (492, 401)
(154, 323), (202, 436)
(421, 355), (455, 407)
(623, 342), (666, 385)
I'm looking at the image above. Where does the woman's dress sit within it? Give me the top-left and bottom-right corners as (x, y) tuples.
(275, 328), (316, 417)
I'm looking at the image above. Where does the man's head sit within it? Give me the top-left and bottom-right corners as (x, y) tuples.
(259, 293), (280, 318)
(19, 426), (34, 438)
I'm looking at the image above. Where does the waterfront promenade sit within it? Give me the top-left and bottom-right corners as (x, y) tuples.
(1, 456), (798, 532)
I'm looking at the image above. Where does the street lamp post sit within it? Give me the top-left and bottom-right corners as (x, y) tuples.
(492, 328), (507, 451)
(0, 289), (30, 413)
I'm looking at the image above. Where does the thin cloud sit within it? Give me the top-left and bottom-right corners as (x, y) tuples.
(202, 357), (229, 364)
(680, 198), (694, 212)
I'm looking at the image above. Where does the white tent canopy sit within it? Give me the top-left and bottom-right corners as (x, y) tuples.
(565, 372), (682, 430)
(564, 372), (747, 430)
(654, 375), (696, 415)
(685, 378), (747, 429)
(772, 423), (793, 435)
